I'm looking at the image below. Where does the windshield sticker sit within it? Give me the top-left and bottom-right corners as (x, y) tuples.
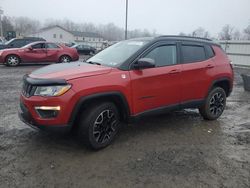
(127, 42), (144, 46)
(109, 62), (118, 66)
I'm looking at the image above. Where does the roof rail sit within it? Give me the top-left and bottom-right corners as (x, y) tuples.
(158, 35), (212, 41)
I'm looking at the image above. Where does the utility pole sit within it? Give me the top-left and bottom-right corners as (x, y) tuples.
(125, 0), (128, 40)
(0, 8), (3, 38)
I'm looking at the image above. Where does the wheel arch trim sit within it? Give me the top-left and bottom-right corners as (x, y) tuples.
(208, 77), (233, 97)
(68, 91), (131, 126)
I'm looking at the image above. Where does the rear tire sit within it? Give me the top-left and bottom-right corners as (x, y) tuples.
(59, 55), (71, 63)
(5, 55), (20, 67)
(199, 87), (226, 120)
(77, 102), (121, 150)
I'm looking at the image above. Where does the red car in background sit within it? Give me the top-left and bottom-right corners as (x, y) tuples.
(0, 41), (79, 66)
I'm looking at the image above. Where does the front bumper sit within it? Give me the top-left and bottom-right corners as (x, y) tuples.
(18, 101), (72, 133)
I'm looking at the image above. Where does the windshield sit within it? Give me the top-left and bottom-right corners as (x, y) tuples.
(87, 40), (149, 67)
(4, 38), (15, 45)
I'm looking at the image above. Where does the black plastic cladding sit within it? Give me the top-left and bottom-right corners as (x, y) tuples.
(118, 36), (220, 71)
(23, 74), (67, 86)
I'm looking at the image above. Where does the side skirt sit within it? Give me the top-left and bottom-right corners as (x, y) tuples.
(129, 99), (205, 122)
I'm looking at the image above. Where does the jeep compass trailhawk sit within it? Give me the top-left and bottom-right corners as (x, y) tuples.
(19, 36), (234, 149)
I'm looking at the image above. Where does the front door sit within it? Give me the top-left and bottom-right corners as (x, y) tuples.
(129, 43), (182, 115)
(23, 43), (47, 62)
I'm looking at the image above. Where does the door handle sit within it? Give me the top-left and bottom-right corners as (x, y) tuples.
(169, 69), (181, 74)
(206, 64), (214, 69)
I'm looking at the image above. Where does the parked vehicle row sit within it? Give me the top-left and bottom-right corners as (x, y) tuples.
(0, 37), (99, 66)
(71, 44), (96, 55)
(0, 37), (45, 50)
(0, 41), (79, 66)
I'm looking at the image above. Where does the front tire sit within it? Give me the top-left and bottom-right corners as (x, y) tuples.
(199, 87), (226, 120)
(77, 102), (121, 150)
(5, 55), (20, 67)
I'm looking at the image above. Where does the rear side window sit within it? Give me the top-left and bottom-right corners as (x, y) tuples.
(32, 43), (45, 49)
(182, 45), (206, 63)
(205, 45), (215, 58)
(46, 43), (60, 49)
(144, 45), (177, 67)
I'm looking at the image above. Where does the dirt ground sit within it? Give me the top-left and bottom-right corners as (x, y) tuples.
(0, 64), (249, 188)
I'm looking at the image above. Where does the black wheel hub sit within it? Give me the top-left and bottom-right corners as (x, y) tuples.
(93, 110), (117, 144)
(209, 92), (225, 116)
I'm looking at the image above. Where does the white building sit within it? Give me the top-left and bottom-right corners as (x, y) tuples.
(29, 25), (74, 43)
(70, 31), (104, 49)
(29, 25), (104, 49)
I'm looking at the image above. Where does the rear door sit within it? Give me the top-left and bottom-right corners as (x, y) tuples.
(45, 43), (61, 62)
(129, 42), (182, 115)
(180, 42), (216, 102)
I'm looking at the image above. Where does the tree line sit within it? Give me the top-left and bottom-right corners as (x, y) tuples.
(1, 16), (155, 41)
(1, 15), (250, 41)
(179, 24), (250, 40)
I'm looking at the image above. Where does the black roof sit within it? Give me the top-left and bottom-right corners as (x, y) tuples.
(126, 35), (219, 46)
(155, 35), (219, 46)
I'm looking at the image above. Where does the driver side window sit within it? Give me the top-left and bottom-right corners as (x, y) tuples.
(144, 45), (177, 67)
(32, 43), (45, 49)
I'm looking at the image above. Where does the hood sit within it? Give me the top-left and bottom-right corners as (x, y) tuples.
(29, 62), (112, 80)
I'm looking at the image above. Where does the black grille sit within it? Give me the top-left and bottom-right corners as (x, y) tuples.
(22, 81), (36, 97)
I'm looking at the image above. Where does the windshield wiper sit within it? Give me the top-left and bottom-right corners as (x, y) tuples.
(86, 61), (101, 65)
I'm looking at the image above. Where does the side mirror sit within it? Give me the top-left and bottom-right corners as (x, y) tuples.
(133, 58), (156, 69)
(28, 46), (33, 51)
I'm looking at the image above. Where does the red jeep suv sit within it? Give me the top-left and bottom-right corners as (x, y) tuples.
(19, 36), (234, 149)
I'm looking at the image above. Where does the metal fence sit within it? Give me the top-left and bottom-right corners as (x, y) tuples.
(219, 41), (250, 67)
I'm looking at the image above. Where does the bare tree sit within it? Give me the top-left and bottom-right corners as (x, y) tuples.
(191, 27), (210, 38)
(244, 25), (250, 40)
(232, 30), (241, 40)
(1, 16), (14, 34)
(12, 17), (41, 35)
(219, 25), (234, 40)
(179, 32), (186, 36)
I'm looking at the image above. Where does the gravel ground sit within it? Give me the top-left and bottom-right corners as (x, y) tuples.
(0, 64), (249, 188)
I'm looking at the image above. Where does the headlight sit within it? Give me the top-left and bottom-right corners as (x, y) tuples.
(34, 85), (71, 97)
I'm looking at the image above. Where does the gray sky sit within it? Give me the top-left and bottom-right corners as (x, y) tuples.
(1, 0), (250, 36)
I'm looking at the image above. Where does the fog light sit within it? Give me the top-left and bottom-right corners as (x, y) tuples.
(35, 106), (60, 119)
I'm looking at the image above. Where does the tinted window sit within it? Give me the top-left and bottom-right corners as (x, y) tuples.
(182, 45), (206, 63)
(32, 43), (45, 49)
(206, 45), (215, 58)
(46, 43), (60, 49)
(144, 45), (177, 67)
(10, 40), (26, 48)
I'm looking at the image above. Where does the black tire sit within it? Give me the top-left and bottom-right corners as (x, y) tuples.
(77, 102), (121, 150)
(5, 55), (20, 67)
(59, 55), (71, 63)
(199, 87), (226, 120)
